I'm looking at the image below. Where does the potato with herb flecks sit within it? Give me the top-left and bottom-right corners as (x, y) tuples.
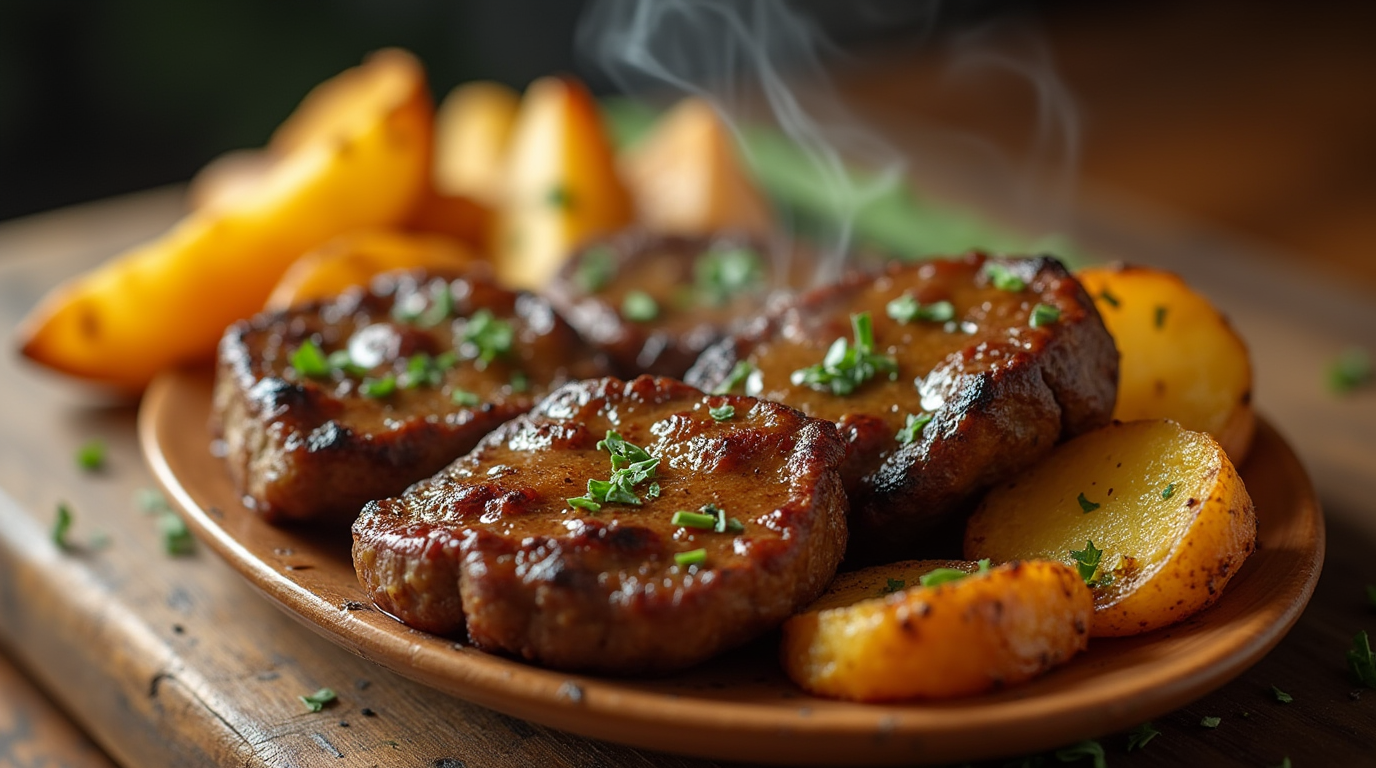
(1078, 265), (1254, 463)
(964, 419), (1256, 637)
(781, 559), (1092, 701)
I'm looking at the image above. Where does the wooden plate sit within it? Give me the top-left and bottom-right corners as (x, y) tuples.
(138, 367), (1324, 767)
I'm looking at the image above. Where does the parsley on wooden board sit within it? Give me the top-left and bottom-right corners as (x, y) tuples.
(75, 439), (106, 471)
(1053, 740), (1106, 768)
(1125, 722), (1160, 751)
(1271, 685), (1293, 703)
(1348, 631), (1376, 688)
(299, 688), (337, 712)
(52, 502), (73, 549)
(1199, 715), (1221, 728)
(1328, 347), (1374, 393)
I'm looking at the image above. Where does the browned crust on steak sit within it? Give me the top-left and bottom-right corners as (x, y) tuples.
(212, 269), (609, 524)
(352, 375), (848, 674)
(685, 254), (1118, 562)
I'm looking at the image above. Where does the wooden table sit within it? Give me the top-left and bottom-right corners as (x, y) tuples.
(4, 5), (1376, 765)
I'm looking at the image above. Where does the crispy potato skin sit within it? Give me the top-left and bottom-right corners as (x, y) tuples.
(1077, 264), (1254, 463)
(964, 420), (1257, 637)
(17, 49), (433, 390)
(782, 560), (1092, 701)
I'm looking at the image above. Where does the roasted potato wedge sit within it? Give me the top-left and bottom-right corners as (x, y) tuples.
(263, 230), (477, 312)
(17, 48), (433, 390)
(1078, 264), (1255, 462)
(619, 97), (774, 239)
(782, 560), (1092, 701)
(496, 76), (634, 289)
(434, 80), (520, 206)
(965, 419), (1256, 637)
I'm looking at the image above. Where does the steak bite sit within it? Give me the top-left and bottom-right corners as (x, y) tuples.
(213, 268), (609, 525)
(686, 253), (1118, 562)
(546, 228), (810, 378)
(352, 376), (848, 674)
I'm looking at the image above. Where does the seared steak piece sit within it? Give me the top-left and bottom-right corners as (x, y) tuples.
(545, 228), (810, 378)
(213, 269), (609, 524)
(686, 253), (1118, 562)
(352, 375), (848, 674)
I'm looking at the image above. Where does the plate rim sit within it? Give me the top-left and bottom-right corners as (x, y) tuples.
(138, 366), (1325, 766)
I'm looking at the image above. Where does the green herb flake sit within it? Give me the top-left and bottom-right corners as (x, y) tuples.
(1154, 305), (1168, 329)
(672, 510), (717, 530)
(1199, 715), (1221, 728)
(569, 431), (661, 510)
(896, 412), (933, 445)
(674, 548), (707, 568)
(881, 578), (906, 595)
(290, 339), (331, 378)
(646, 482), (661, 499)
(790, 312), (898, 396)
(1162, 482), (1177, 500)
(1348, 630), (1376, 689)
(509, 370), (530, 393)
(621, 290), (660, 322)
(327, 349), (368, 377)
(713, 361), (757, 395)
(567, 496), (601, 513)
(1070, 540), (1104, 584)
(704, 503), (744, 534)
(451, 388), (480, 407)
(1271, 685), (1293, 703)
(1053, 739), (1106, 768)
(136, 488), (170, 515)
(53, 502), (73, 549)
(574, 245), (618, 293)
(546, 186), (572, 208)
(359, 375), (397, 399)
(1125, 721), (1159, 752)
(1328, 347), (1374, 394)
(919, 560), (988, 588)
(886, 294), (955, 325)
(1029, 303), (1062, 328)
(76, 439), (106, 471)
(416, 281), (456, 328)
(160, 512), (195, 556)
(984, 262), (1027, 292)
(709, 404), (735, 422)
(1077, 492), (1101, 514)
(299, 687), (337, 713)
(695, 246), (765, 306)
(460, 309), (515, 366)
(1098, 289), (1120, 308)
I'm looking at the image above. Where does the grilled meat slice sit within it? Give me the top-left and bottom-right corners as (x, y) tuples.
(686, 253), (1118, 562)
(352, 375), (848, 674)
(212, 268), (609, 524)
(545, 228), (810, 378)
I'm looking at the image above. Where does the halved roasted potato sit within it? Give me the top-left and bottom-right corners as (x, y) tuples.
(1078, 264), (1254, 462)
(781, 559), (1092, 701)
(17, 48), (433, 390)
(263, 230), (477, 312)
(964, 419), (1256, 637)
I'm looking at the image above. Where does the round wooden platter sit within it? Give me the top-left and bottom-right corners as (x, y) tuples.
(138, 366), (1324, 767)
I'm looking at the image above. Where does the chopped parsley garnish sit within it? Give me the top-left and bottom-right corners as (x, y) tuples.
(451, 388), (480, 407)
(919, 559), (990, 588)
(53, 502), (73, 549)
(984, 262), (1027, 292)
(1199, 716), (1221, 728)
(136, 488), (170, 514)
(713, 361), (756, 395)
(1328, 347), (1373, 394)
(567, 431), (660, 511)
(621, 290), (659, 322)
(1126, 722), (1159, 752)
(709, 404), (735, 421)
(359, 375), (397, 399)
(1348, 631), (1376, 689)
(674, 548), (707, 568)
(568, 497), (601, 512)
(546, 185), (572, 208)
(1053, 739), (1106, 768)
(299, 687), (337, 712)
(509, 370), (530, 393)
(1154, 305), (1168, 329)
(1098, 289), (1120, 308)
(416, 281), (455, 328)
(1273, 758), (1292, 768)
(882, 578), (906, 595)
(1162, 482), (1177, 500)
(1029, 303), (1061, 328)
(895, 413), (932, 445)
(885, 293), (954, 325)
(401, 352), (457, 389)
(460, 309), (514, 367)
(1077, 492), (1101, 514)
(695, 246), (764, 306)
(1070, 540), (1104, 584)
(790, 312), (898, 396)
(290, 339), (331, 378)
(672, 510), (716, 529)
(1271, 685), (1293, 703)
(76, 439), (106, 471)
(646, 482), (661, 499)
(574, 245), (617, 293)
(326, 349), (368, 377)
(159, 511), (195, 556)
(700, 502), (744, 533)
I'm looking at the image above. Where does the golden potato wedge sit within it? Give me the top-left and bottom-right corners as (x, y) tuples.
(965, 419), (1256, 637)
(434, 81), (520, 205)
(782, 560), (1092, 701)
(17, 49), (433, 389)
(1078, 264), (1255, 463)
(619, 97), (774, 239)
(263, 230), (477, 312)
(496, 76), (634, 289)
